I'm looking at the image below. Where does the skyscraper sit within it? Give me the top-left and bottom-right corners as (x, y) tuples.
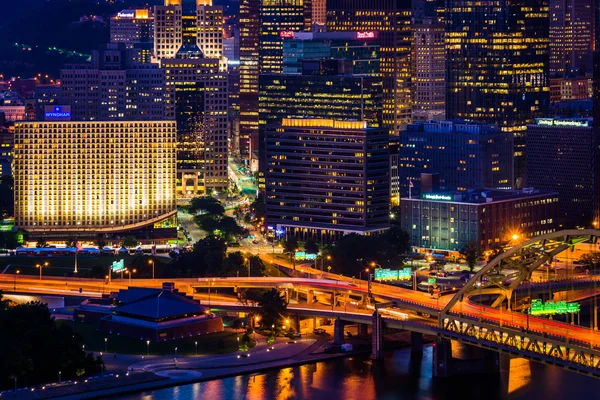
(110, 9), (154, 46)
(161, 50), (229, 197)
(412, 17), (445, 122)
(327, 0), (412, 133)
(154, 0), (225, 62)
(239, 0), (307, 165)
(445, 0), (550, 187)
(265, 118), (389, 240)
(60, 43), (168, 121)
(549, 0), (595, 77)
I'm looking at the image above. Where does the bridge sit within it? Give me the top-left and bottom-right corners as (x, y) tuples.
(3, 230), (600, 378)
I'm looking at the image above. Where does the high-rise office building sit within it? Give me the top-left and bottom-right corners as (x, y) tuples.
(312, 0), (326, 25)
(259, 64), (383, 179)
(154, 0), (183, 60)
(526, 118), (596, 228)
(154, 0), (224, 61)
(265, 118), (389, 240)
(399, 121), (514, 197)
(549, 0), (595, 77)
(110, 9), (154, 45)
(13, 120), (177, 235)
(239, 0), (311, 164)
(412, 17), (445, 122)
(161, 51), (229, 197)
(445, 0), (550, 187)
(281, 30), (380, 75)
(60, 43), (168, 121)
(327, 0), (412, 133)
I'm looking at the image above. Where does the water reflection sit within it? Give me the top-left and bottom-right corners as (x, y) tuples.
(116, 345), (600, 400)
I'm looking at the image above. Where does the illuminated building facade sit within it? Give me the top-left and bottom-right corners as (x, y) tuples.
(13, 121), (177, 233)
(526, 118), (596, 227)
(400, 188), (559, 252)
(0, 131), (12, 178)
(445, 0), (549, 187)
(312, 0), (326, 25)
(549, 76), (592, 103)
(327, 0), (412, 133)
(239, 0), (312, 164)
(412, 17), (445, 122)
(281, 30), (380, 75)
(154, 0), (224, 61)
(110, 9), (154, 45)
(265, 118), (389, 240)
(60, 43), (168, 121)
(399, 121), (514, 198)
(161, 55), (229, 196)
(259, 66), (383, 183)
(549, 0), (595, 77)
(154, 1), (183, 60)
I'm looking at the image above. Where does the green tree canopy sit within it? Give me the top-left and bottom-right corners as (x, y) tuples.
(460, 241), (484, 272)
(0, 294), (103, 390)
(189, 196), (225, 216)
(121, 236), (137, 248)
(258, 288), (287, 329)
(303, 239), (320, 255)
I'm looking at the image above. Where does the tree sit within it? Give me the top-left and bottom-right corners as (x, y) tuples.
(121, 236), (137, 248)
(460, 241), (483, 272)
(189, 196), (225, 216)
(303, 239), (319, 255)
(249, 196), (266, 222)
(578, 252), (600, 267)
(258, 288), (287, 328)
(0, 232), (18, 250)
(36, 238), (49, 248)
(382, 226), (411, 256)
(175, 236), (227, 277)
(283, 237), (299, 259)
(65, 238), (77, 248)
(0, 176), (14, 219)
(0, 297), (103, 390)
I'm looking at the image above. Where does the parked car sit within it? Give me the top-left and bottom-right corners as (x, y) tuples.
(313, 328), (326, 335)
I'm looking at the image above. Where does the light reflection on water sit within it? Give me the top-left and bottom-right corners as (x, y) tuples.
(116, 345), (600, 400)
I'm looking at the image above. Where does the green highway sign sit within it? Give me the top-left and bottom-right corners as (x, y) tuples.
(374, 267), (413, 281)
(428, 277), (437, 284)
(530, 299), (580, 316)
(112, 259), (125, 272)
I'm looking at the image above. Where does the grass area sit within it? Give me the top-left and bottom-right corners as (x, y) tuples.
(56, 320), (251, 356)
(0, 255), (173, 278)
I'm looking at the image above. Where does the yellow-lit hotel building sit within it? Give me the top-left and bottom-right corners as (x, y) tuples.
(13, 120), (177, 235)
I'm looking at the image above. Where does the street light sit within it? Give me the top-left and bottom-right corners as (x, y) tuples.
(148, 259), (155, 280)
(195, 341), (198, 356)
(36, 261), (49, 281)
(512, 234), (519, 241)
(244, 257), (250, 278)
(13, 269), (20, 292)
(104, 337), (108, 353)
(146, 340), (150, 355)
(360, 268), (370, 290)
(58, 371), (61, 384)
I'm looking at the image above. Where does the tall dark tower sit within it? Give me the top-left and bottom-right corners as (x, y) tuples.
(445, 0), (550, 188)
(327, 0), (413, 134)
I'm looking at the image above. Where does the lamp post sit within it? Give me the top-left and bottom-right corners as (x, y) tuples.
(195, 341), (198, 356)
(58, 371), (61, 384)
(104, 337), (108, 353)
(36, 261), (49, 280)
(148, 259), (155, 280)
(146, 340), (150, 355)
(360, 268), (369, 290)
(13, 269), (20, 292)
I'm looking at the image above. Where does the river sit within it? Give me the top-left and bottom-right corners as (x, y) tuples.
(115, 344), (600, 400)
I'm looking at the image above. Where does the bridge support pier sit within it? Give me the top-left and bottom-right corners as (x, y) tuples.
(411, 332), (423, 354)
(308, 290), (315, 305)
(333, 318), (345, 345)
(371, 311), (384, 360)
(433, 339), (500, 378)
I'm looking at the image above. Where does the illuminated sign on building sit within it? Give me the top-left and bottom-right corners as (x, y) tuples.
(44, 105), (71, 121)
(280, 31), (295, 39)
(117, 10), (136, 18)
(421, 193), (454, 201)
(535, 118), (590, 128)
(356, 32), (375, 39)
(529, 299), (580, 315)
